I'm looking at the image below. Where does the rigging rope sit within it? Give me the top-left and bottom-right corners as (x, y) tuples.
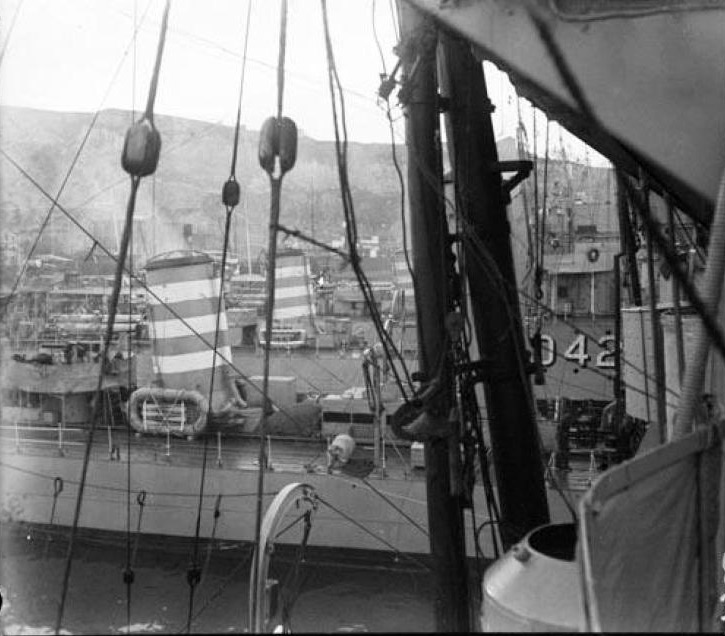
(447, 75), (504, 559)
(528, 9), (725, 365)
(371, 0), (388, 76)
(514, 92), (536, 302)
(0, 459), (281, 498)
(317, 115), (685, 454)
(124, 183), (136, 634)
(186, 4), (254, 632)
(201, 494), (223, 584)
(175, 545), (255, 632)
(56, 177), (141, 634)
(0, 0), (24, 69)
(185, 193), (234, 635)
(461, 218), (686, 421)
(532, 107), (541, 293)
(251, 1), (290, 630)
(360, 478), (429, 537)
(388, 0), (401, 41)
(54, 2), (171, 632)
(373, 0), (417, 329)
(394, 119), (674, 521)
(275, 512), (313, 632)
(383, 107), (686, 405)
(320, 0), (414, 400)
(540, 117), (550, 276)
(230, 0), (254, 178)
(0, 149), (331, 421)
(378, 99), (672, 532)
(125, 7), (140, 618)
(315, 494), (432, 572)
(458, 201), (684, 408)
(1, 0), (155, 318)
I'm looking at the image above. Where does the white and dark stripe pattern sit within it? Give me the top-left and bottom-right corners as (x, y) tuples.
(145, 251), (241, 411)
(272, 249), (316, 325)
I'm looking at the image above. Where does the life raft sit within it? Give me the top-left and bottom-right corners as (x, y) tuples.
(129, 387), (209, 438)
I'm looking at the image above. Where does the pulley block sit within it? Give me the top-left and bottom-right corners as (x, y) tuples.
(258, 116), (298, 176)
(222, 177), (241, 208)
(121, 117), (161, 177)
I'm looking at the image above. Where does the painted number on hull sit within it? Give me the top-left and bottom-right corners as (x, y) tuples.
(540, 334), (556, 367)
(596, 334), (616, 369)
(539, 333), (617, 369)
(564, 334), (590, 366)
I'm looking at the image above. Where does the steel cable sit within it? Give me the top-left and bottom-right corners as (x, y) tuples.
(55, 3), (171, 631)
(1, 0), (155, 317)
(250, 2), (290, 630)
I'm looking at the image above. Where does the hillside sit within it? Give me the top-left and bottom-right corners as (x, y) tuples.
(0, 106), (408, 263)
(0, 105), (614, 278)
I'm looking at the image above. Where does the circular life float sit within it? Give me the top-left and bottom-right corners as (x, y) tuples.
(129, 387), (209, 437)
(587, 247), (600, 263)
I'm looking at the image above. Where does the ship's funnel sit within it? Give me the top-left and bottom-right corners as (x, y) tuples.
(260, 248), (317, 347)
(145, 250), (243, 412)
(273, 248), (316, 323)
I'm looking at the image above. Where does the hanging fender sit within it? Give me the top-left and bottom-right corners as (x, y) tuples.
(129, 387), (209, 438)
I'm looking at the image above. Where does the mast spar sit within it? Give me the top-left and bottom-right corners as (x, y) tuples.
(397, 3), (471, 632)
(439, 30), (549, 549)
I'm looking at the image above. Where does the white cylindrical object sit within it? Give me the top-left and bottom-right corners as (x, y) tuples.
(328, 433), (355, 465)
(272, 248), (316, 322)
(145, 250), (242, 412)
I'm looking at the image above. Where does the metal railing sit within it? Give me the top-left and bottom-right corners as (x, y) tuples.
(1, 417), (416, 479)
(1, 421), (86, 454)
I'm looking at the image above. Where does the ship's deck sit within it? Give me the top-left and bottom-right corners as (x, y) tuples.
(0, 417), (601, 503)
(0, 421), (421, 484)
(0, 414), (598, 557)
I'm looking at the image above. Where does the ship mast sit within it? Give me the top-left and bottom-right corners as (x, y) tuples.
(439, 32), (549, 548)
(398, 4), (470, 632)
(399, 1), (552, 626)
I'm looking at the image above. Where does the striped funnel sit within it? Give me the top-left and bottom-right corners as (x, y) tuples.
(145, 250), (243, 411)
(271, 248), (316, 325)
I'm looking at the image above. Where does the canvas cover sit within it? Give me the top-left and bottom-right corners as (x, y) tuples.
(578, 423), (724, 632)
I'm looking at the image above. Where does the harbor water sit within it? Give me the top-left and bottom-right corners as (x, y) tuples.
(0, 526), (436, 633)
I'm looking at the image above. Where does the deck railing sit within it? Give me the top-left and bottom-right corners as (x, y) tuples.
(1, 421), (86, 454)
(1, 419), (415, 478)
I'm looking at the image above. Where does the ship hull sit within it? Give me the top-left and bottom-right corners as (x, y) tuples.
(0, 435), (580, 558)
(533, 315), (616, 406)
(1, 336), (589, 560)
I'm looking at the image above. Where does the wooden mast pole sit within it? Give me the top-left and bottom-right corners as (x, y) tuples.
(438, 32), (549, 549)
(398, 4), (471, 632)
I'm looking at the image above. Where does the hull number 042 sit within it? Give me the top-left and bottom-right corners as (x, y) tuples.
(539, 333), (616, 369)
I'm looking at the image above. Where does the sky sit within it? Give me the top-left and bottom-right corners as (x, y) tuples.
(0, 0), (605, 163)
